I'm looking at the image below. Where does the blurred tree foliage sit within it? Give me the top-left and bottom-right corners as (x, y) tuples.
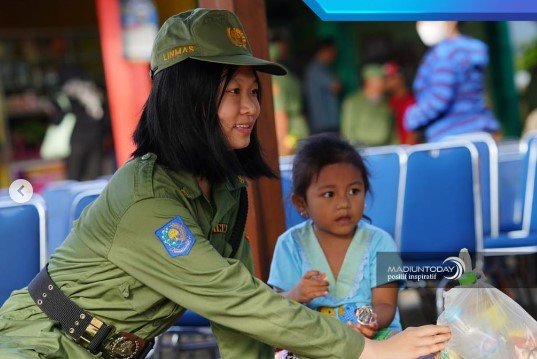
(517, 40), (537, 71)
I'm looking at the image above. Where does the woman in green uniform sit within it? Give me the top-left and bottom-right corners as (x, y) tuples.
(0, 8), (450, 359)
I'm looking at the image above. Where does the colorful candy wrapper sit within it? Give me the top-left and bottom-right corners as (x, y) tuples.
(355, 305), (375, 325)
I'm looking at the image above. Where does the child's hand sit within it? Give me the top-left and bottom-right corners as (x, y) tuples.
(348, 313), (378, 339)
(288, 270), (329, 303)
(359, 325), (451, 359)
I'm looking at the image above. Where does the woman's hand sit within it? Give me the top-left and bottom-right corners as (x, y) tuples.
(359, 325), (451, 359)
(285, 270), (329, 303)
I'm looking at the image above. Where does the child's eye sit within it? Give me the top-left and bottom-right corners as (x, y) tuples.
(322, 192), (334, 198)
(251, 88), (260, 96)
(349, 188), (361, 195)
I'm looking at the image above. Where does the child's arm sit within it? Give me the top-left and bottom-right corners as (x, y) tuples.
(275, 270), (329, 303)
(348, 282), (398, 338)
(371, 282), (398, 329)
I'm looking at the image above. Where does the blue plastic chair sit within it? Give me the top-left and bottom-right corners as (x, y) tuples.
(279, 155), (304, 229)
(362, 146), (407, 237)
(42, 179), (107, 256)
(443, 133), (499, 237)
(158, 305), (214, 356)
(0, 195), (47, 305)
(484, 137), (537, 254)
(395, 141), (484, 314)
(497, 140), (524, 233)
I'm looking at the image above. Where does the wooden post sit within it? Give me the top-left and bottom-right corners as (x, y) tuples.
(199, 0), (285, 281)
(95, 0), (152, 166)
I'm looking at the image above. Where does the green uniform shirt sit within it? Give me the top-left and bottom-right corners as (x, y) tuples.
(0, 154), (364, 359)
(273, 72), (309, 140)
(341, 91), (394, 147)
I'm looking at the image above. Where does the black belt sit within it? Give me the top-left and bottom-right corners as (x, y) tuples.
(28, 266), (154, 359)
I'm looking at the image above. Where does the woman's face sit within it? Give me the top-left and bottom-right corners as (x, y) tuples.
(218, 66), (260, 150)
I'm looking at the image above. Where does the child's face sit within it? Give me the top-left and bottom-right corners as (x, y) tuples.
(302, 162), (365, 239)
(218, 66), (260, 150)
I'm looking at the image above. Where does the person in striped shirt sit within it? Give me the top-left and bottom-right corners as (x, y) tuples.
(404, 21), (500, 142)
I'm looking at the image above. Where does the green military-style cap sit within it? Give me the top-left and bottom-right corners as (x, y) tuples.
(150, 8), (287, 78)
(362, 64), (385, 80)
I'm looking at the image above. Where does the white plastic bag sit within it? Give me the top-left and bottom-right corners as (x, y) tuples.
(437, 278), (537, 358)
(40, 113), (76, 160)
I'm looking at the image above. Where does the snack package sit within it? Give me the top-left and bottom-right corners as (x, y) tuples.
(437, 252), (537, 358)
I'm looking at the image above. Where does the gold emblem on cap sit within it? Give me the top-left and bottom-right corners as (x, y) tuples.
(227, 27), (247, 48)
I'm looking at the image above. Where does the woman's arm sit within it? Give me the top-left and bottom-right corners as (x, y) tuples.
(109, 198), (365, 359)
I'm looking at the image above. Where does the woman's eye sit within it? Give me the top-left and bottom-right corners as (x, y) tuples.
(227, 88), (240, 94)
(322, 192), (334, 198)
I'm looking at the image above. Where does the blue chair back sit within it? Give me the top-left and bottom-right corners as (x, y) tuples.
(279, 156), (304, 229)
(497, 141), (524, 232)
(519, 138), (537, 234)
(0, 195), (46, 304)
(42, 179), (107, 256)
(70, 189), (102, 225)
(396, 141), (483, 267)
(176, 310), (210, 327)
(362, 146), (406, 237)
(444, 133), (499, 237)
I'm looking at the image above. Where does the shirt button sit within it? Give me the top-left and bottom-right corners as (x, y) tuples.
(141, 153), (151, 160)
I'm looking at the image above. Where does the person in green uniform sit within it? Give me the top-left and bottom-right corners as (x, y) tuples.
(270, 36), (309, 155)
(0, 8), (450, 359)
(341, 64), (395, 147)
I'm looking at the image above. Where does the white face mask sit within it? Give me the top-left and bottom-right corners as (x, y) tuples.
(416, 21), (450, 47)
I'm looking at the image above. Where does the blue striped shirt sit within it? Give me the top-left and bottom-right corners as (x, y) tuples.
(404, 35), (499, 141)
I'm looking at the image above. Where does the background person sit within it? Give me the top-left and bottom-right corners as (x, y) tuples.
(270, 36), (309, 155)
(304, 38), (342, 135)
(341, 64), (394, 146)
(384, 61), (418, 144)
(404, 21), (500, 142)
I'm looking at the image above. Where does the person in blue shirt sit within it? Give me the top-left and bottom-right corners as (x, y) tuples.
(304, 39), (342, 134)
(404, 21), (500, 142)
(269, 134), (404, 348)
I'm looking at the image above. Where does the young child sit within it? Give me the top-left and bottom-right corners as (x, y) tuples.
(269, 133), (403, 342)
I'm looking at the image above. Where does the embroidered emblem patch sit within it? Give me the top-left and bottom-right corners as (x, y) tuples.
(155, 216), (195, 257)
(226, 27), (247, 48)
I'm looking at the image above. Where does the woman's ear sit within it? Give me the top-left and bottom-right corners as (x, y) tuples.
(291, 193), (308, 217)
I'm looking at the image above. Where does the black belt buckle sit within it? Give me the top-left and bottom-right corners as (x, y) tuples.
(102, 332), (153, 359)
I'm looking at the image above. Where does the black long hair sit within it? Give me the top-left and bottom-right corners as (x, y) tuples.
(132, 59), (275, 183)
(292, 133), (370, 199)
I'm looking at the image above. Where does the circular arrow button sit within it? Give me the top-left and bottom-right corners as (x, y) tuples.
(9, 179), (34, 203)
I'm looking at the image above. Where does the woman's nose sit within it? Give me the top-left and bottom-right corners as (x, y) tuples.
(241, 94), (259, 115)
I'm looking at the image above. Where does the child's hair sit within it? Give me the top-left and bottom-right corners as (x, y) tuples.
(132, 58), (275, 183)
(292, 133), (370, 199)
